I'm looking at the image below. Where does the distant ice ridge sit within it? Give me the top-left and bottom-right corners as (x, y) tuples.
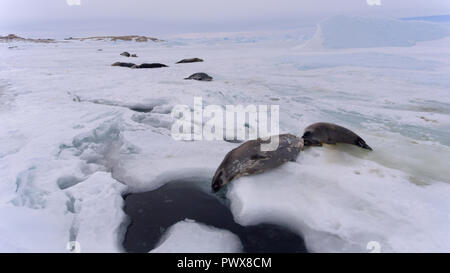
(302, 15), (450, 49)
(164, 28), (314, 46)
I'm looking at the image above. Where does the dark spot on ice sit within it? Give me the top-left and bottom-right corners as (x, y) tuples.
(223, 138), (244, 144)
(128, 106), (153, 113)
(122, 181), (307, 253)
(65, 193), (77, 213)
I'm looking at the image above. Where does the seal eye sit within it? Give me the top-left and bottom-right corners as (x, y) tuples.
(212, 182), (221, 192)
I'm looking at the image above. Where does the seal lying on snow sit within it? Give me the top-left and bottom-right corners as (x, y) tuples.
(176, 58), (204, 64)
(111, 62), (168, 68)
(184, 72), (213, 81)
(120, 52), (138, 57)
(212, 134), (303, 192)
(112, 62), (136, 68)
(136, 63), (168, 68)
(212, 122), (372, 192)
(302, 122), (372, 150)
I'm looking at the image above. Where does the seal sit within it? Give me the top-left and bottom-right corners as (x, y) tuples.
(302, 122), (372, 150)
(137, 63), (168, 68)
(111, 62), (136, 68)
(184, 72), (213, 81)
(120, 52), (131, 57)
(211, 122), (373, 192)
(176, 58), (204, 64)
(211, 134), (303, 192)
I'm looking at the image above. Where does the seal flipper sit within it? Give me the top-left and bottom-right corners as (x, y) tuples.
(355, 137), (372, 151)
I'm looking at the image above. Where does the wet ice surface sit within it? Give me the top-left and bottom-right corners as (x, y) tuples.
(0, 17), (450, 252)
(122, 181), (307, 253)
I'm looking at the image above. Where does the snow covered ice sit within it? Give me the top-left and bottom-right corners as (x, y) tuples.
(150, 220), (243, 253)
(0, 16), (450, 252)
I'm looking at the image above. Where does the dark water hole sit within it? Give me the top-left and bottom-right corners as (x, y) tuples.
(122, 181), (307, 253)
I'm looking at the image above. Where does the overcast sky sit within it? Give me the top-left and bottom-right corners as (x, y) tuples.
(1, 0), (449, 37)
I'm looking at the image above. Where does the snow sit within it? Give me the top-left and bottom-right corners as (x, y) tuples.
(65, 172), (127, 253)
(0, 17), (449, 252)
(150, 219), (242, 253)
(0, 205), (71, 252)
(227, 151), (450, 252)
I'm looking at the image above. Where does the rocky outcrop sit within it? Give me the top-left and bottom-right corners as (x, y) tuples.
(73, 35), (164, 43)
(0, 34), (55, 43)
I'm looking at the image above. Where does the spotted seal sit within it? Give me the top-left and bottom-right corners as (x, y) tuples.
(184, 72), (213, 81)
(212, 134), (303, 192)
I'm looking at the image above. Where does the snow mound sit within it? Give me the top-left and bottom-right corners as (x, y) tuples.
(150, 219), (243, 253)
(304, 16), (450, 49)
(0, 206), (69, 252)
(65, 172), (127, 253)
(227, 149), (450, 253)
